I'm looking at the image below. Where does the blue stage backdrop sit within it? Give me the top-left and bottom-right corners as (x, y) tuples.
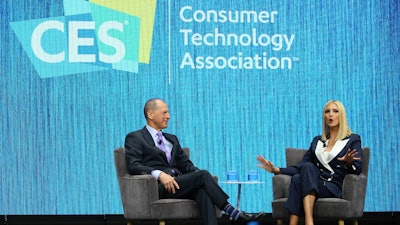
(1, 0), (399, 214)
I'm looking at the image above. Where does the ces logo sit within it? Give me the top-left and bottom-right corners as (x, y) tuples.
(31, 20), (127, 64)
(11, 0), (156, 78)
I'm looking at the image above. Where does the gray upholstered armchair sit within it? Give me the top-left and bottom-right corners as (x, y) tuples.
(113, 147), (220, 225)
(271, 147), (370, 225)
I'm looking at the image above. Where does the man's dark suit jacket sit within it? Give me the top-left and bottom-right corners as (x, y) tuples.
(124, 126), (199, 177)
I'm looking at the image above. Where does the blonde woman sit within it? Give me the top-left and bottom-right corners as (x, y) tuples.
(257, 100), (363, 225)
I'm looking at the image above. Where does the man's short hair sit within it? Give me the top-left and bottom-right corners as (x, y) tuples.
(144, 98), (163, 120)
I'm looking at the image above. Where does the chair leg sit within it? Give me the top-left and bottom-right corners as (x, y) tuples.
(277, 219), (284, 225)
(352, 219), (358, 225)
(127, 222), (133, 225)
(338, 219), (344, 225)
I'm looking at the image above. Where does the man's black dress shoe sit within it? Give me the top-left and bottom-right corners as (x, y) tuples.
(230, 212), (254, 225)
(253, 212), (266, 221)
(230, 212), (266, 225)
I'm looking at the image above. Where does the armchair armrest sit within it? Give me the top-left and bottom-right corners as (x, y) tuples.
(342, 174), (367, 201)
(342, 174), (367, 216)
(272, 174), (292, 200)
(118, 174), (159, 219)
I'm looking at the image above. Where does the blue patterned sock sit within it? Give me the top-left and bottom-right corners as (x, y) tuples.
(223, 204), (241, 221)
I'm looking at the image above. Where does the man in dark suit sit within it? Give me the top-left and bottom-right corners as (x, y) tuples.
(125, 98), (262, 225)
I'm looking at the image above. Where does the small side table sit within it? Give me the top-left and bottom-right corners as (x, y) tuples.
(220, 181), (264, 210)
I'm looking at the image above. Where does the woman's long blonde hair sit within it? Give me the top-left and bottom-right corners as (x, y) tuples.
(321, 100), (352, 141)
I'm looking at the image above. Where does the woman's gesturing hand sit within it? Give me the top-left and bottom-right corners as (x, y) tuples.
(257, 155), (280, 174)
(337, 148), (361, 164)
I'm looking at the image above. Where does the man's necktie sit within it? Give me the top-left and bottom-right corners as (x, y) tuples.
(156, 132), (171, 163)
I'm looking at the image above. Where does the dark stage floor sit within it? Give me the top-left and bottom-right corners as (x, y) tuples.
(2, 212), (399, 225)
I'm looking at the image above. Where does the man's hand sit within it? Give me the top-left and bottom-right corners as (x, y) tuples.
(158, 172), (180, 194)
